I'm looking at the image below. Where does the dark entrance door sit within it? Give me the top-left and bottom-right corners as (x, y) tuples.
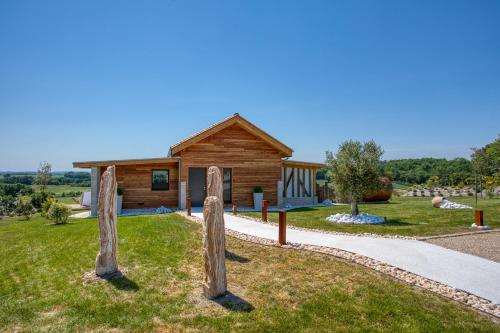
(189, 168), (206, 206)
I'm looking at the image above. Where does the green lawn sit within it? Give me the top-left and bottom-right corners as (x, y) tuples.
(31, 184), (90, 204)
(0, 214), (499, 332)
(242, 197), (500, 237)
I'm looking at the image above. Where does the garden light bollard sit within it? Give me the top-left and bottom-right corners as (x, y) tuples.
(278, 210), (286, 245)
(232, 203), (237, 215)
(187, 197), (192, 216)
(475, 209), (484, 227)
(262, 200), (268, 222)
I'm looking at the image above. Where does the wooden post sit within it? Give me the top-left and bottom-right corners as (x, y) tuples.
(475, 209), (484, 226)
(262, 200), (268, 222)
(187, 197), (192, 216)
(95, 165), (119, 277)
(232, 203), (237, 215)
(278, 210), (286, 245)
(203, 166), (227, 299)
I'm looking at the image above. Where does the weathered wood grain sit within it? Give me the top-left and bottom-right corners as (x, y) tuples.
(203, 196), (227, 299)
(108, 162), (179, 209)
(96, 166), (119, 276)
(177, 124), (282, 206)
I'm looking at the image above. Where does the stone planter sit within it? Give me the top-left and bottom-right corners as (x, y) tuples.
(116, 195), (123, 215)
(253, 192), (263, 210)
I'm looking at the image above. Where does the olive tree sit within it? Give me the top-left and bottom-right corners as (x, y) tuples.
(326, 140), (383, 216)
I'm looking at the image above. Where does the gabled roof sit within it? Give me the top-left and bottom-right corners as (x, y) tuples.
(169, 114), (293, 157)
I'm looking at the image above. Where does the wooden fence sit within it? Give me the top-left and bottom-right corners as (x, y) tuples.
(316, 183), (334, 202)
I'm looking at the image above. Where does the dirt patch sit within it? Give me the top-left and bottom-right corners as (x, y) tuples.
(426, 232), (500, 263)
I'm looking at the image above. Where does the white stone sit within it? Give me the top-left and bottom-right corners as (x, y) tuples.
(439, 200), (472, 209)
(326, 213), (385, 224)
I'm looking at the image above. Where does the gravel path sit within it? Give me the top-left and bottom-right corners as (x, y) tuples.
(426, 232), (500, 263)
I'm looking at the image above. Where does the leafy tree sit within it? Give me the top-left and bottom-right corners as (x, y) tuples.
(326, 140), (383, 215)
(425, 176), (440, 189)
(15, 196), (35, 220)
(34, 161), (52, 192)
(47, 202), (71, 224)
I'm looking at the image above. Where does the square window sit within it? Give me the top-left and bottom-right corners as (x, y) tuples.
(152, 170), (169, 191)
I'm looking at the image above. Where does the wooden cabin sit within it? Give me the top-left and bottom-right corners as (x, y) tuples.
(73, 114), (323, 216)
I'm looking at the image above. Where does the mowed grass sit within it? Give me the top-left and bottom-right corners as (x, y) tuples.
(241, 197), (500, 237)
(31, 185), (90, 204)
(1, 214), (499, 332)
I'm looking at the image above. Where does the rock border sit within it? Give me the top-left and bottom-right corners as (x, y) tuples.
(178, 212), (500, 320)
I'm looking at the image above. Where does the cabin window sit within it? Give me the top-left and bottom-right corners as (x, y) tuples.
(152, 170), (169, 191)
(223, 168), (232, 204)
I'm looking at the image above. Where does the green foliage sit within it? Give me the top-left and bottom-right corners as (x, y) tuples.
(31, 191), (50, 210)
(117, 187), (124, 196)
(47, 202), (71, 224)
(425, 176), (441, 188)
(253, 186), (263, 193)
(0, 183), (33, 197)
(379, 158), (471, 185)
(41, 197), (54, 217)
(15, 195), (35, 220)
(326, 140), (383, 215)
(0, 195), (16, 216)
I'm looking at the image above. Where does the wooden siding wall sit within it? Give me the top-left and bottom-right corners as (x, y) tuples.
(178, 124), (282, 206)
(103, 163), (179, 209)
(282, 167), (315, 198)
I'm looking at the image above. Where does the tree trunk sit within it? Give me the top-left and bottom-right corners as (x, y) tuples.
(95, 165), (119, 276)
(351, 200), (359, 216)
(202, 165), (226, 299)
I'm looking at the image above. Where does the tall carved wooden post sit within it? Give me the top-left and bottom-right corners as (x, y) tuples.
(203, 166), (227, 299)
(95, 166), (119, 277)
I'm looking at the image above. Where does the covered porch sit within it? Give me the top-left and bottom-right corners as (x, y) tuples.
(73, 157), (185, 217)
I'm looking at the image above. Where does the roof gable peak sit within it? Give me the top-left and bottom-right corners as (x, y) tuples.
(169, 114), (293, 157)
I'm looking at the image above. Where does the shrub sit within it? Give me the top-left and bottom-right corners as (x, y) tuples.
(15, 196), (35, 220)
(31, 191), (50, 210)
(41, 197), (54, 217)
(253, 186), (263, 193)
(0, 195), (16, 216)
(47, 202), (72, 224)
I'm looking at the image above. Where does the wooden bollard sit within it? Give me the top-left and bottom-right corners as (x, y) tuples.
(232, 203), (237, 215)
(278, 210), (286, 245)
(262, 200), (268, 222)
(475, 209), (484, 226)
(187, 197), (192, 216)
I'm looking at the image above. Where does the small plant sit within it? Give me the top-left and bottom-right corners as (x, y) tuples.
(253, 186), (263, 193)
(15, 195), (36, 220)
(31, 191), (50, 210)
(117, 187), (124, 196)
(47, 202), (72, 224)
(41, 197), (54, 217)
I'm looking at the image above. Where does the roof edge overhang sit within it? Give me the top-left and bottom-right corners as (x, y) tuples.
(73, 157), (179, 168)
(282, 160), (325, 169)
(169, 113), (294, 157)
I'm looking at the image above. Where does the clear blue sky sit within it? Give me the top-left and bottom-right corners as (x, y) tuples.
(1, 0), (499, 171)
